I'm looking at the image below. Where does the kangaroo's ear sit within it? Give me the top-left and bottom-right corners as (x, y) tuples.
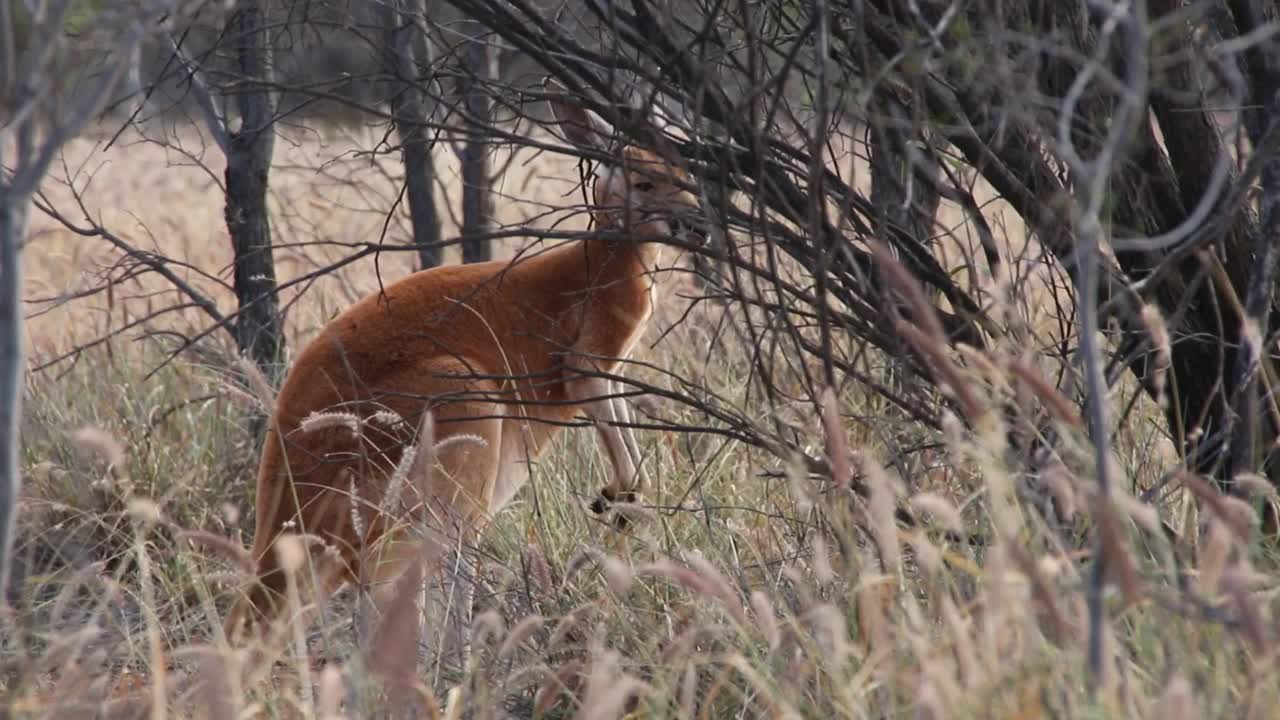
(630, 77), (664, 128)
(544, 77), (613, 155)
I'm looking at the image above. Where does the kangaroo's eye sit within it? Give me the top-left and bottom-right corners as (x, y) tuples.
(633, 181), (656, 192)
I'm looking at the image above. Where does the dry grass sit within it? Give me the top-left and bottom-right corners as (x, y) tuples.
(2, 117), (1271, 719)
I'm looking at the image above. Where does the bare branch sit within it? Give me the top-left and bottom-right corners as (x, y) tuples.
(165, 32), (232, 155)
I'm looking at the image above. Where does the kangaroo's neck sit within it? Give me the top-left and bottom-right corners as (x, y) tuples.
(555, 220), (663, 333)
(552, 221), (663, 371)
(578, 240), (657, 287)
(578, 217), (665, 285)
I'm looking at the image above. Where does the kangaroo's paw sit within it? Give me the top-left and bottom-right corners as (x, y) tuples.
(591, 487), (640, 531)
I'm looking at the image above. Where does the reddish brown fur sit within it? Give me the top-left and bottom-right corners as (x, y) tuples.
(223, 81), (698, 641)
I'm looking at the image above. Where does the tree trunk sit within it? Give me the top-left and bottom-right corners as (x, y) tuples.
(458, 18), (493, 263)
(868, 97), (941, 397)
(0, 0), (157, 607)
(1221, 0), (1280, 524)
(382, 0), (443, 270)
(868, 121), (939, 261)
(0, 195), (28, 606)
(106, 41), (146, 121)
(224, 1), (282, 379)
(690, 176), (730, 287)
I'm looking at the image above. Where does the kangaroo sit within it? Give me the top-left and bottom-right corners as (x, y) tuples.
(223, 77), (703, 669)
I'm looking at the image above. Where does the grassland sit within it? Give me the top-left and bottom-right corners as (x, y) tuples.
(2, 117), (1270, 719)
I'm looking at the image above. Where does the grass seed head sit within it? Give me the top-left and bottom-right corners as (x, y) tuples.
(910, 492), (964, 533)
(70, 426), (126, 469)
(499, 614), (546, 660)
(274, 533), (306, 575)
(300, 411), (362, 435)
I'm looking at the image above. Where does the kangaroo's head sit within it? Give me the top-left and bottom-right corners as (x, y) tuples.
(544, 77), (705, 246)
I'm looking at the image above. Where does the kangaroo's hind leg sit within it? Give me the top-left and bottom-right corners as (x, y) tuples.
(362, 373), (506, 682)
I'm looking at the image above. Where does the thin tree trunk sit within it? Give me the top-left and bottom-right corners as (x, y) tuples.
(382, 0), (442, 269)
(0, 0), (153, 607)
(106, 41), (146, 120)
(0, 195), (28, 606)
(868, 105), (940, 397)
(1232, 151), (1280, 481)
(1224, 0), (1280, 529)
(224, 1), (282, 379)
(458, 18), (493, 263)
(690, 174), (730, 288)
(868, 118), (939, 268)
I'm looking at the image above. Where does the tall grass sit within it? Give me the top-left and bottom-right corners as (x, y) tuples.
(6, 314), (1278, 718)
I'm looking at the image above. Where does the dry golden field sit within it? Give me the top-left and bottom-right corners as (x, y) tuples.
(24, 121), (596, 352)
